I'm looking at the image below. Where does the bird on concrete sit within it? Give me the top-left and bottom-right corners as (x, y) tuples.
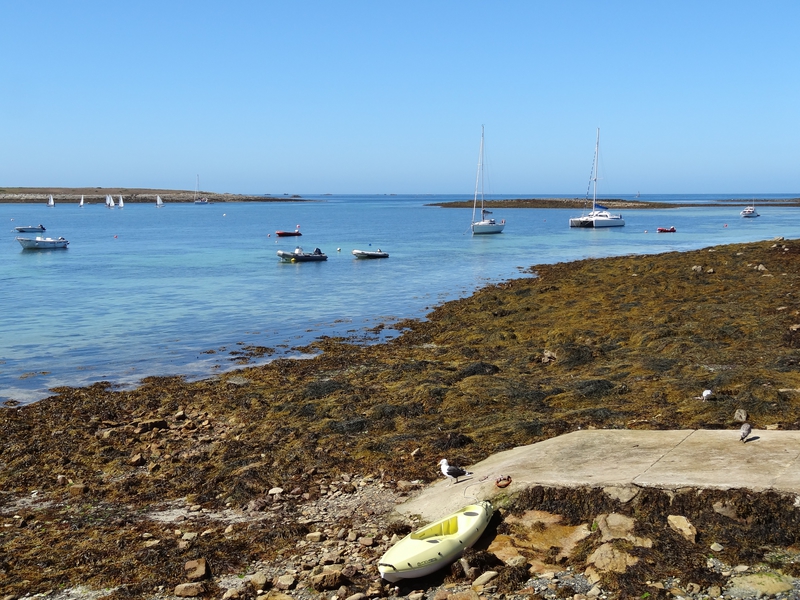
(439, 459), (473, 484)
(740, 422), (752, 443)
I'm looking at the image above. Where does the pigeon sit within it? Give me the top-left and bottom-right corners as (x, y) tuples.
(439, 459), (473, 484)
(740, 422), (752, 443)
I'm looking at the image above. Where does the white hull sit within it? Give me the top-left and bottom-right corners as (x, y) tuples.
(569, 212), (625, 228)
(471, 220), (505, 234)
(378, 501), (493, 582)
(741, 207), (759, 218)
(16, 236), (69, 249)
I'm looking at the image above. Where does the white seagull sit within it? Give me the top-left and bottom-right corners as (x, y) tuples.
(702, 389), (713, 400)
(740, 422), (752, 443)
(439, 459), (473, 484)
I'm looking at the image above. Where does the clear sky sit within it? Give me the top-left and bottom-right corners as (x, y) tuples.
(2, 1), (798, 195)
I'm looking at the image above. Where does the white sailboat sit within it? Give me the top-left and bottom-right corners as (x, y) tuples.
(108, 195), (115, 208)
(193, 175), (210, 204)
(79, 195), (84, 207)
(470, 126), (504, 235)
(47, 195), (54, 207)
(118, 195), (124, 208)
(741, 201), (759, 218)
(156, 195), (164, 208)
(569, 128), (625, 228)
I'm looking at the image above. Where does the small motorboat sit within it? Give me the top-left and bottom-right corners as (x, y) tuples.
(276, 230), (302, 237)
(378, 501), (493, 582)
(277, 247), (327, 262)
(656, 226), (676, 233)
(741, 205), (759, 218)
(14, 224), (46, 232)
(16, 236), (69, 249)
(352, 249), (389, 259)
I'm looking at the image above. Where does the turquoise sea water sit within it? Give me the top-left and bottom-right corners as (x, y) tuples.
(2, 193), (798, 404)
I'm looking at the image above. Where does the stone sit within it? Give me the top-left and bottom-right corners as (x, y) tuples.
(249, 571), (269, 590)
(130, 453), (146, 467)
(667, 515), (696, 543)
(182, 532), (198, 541)
(712, 500), (738, 519)
(449, 591), (481, 600)
(358, 536), (374, 546)
(184, 557), (209, 580)
(596, 513), (652, 548)
(306, 531), (325, 542)
(728, 573), (794, 597)
(602, 486), (639, 503)
(268, 487), (284, 495)
(222, 589), (241, 599)
(69, 483), (88, 496)
(472, 570), (498, 586)
(734, 408), (748, 422)
(587, 543), (638, 573)
(707, 585), (721, 597)
(273, 574), (296, 590)
(174, 582), (205, 597)
(311, 570), (344, 590)
(345, 594), (366, 600)
(710, 542), (723, 552)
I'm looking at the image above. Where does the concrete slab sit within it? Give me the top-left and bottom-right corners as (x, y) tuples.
(395, 429), (800, 522)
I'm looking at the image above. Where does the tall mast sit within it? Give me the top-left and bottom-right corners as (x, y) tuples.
(592, 128), (600, 211)
(472, 125), (484, 223)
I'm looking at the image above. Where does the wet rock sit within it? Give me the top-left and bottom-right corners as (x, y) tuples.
(597, 513), (652, 547)
(129, 453), (145, 466)
(472, 570), (498, 586)
(68, 483), (88, 496)
(602, 485), (639, 503)
(273, 574), (296, 590)
(310, 570), (344, 590)
(248, 571), (269, 591)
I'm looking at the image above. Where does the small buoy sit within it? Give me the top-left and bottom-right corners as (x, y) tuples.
(337, 248), (341, 252)
(114, 235), (118, 238)
(644, 230), (648, 233)
(267, 233), (271, 237)
(223, 213), (226, 217)
(296, 224), (300, 228)
(724, 224), (728, 227)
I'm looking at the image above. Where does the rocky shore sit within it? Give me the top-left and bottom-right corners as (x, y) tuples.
(4, 237), (800, 599)
(0, 188), (306, 204)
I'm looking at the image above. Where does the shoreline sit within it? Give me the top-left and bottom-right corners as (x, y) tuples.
(4, 237), (800, 597)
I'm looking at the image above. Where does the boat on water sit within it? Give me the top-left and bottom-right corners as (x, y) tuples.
(657, 226), (676, 233)
(569, 128), (625, 228)
(14, 224), (46, 232)
(106, 195), (115, 208)
(47, 195), (54, 208)
(118, 195), (125, 208)
(352, 249), (389, 259)
(79, 196), (84, 208)
(276, 229), (302, 237)
(16, 236), (69, 249)
(470, 126), (504, 235)
(378, 501), (493, 582)
(156, 195), (164, 208)
(741, 203), (759, 218)
(277, 247), (327, 262)
(194, 175), (210, 204)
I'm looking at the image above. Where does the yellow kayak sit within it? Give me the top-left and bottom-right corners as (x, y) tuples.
(378, 500), (493, 582)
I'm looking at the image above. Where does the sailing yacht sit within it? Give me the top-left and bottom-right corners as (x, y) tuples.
(156, 195), (164, 208)
(118, 195), (124, 208)
(470, 126), (504, 235)
(47, 195), (54, 207)
(79, 195), (84, 207)
(569, 128), (624, 228)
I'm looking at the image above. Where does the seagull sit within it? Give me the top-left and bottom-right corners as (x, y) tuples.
(740, 422), (752, 443)
(702, 389), (713, 400)
(439, 459), (473, 484)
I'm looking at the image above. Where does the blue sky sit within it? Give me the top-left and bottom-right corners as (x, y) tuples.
(2, 1), (798, 194)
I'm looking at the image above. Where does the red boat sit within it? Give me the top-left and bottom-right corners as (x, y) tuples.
(657, 226), (676, 233)
(276, 230), (302, 237)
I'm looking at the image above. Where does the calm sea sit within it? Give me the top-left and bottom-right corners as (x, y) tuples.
(2, 193), (798, 404)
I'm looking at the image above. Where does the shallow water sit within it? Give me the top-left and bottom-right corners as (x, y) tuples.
(1, 193), (798, 404)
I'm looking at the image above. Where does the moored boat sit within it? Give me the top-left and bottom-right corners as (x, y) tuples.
(741, 205), (759, 218)
(470, 126), (505, 235)
(352, 249), (389, 259)
(16, 236), (69, 249)
(276, 230), (302, 237)
(378, 501), (493, 582)
(14, 224), (46, 232)
(277, 247), (327, 262)
(657, 226), (676, 233)
(569, 128), (625, 228)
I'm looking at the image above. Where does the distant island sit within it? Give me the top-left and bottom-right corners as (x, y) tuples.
(429, 197), (800, 209)
(0, 187), (309, 204)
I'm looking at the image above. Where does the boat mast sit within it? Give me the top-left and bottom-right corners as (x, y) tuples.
(472, 125), (484, 223)
(592, 128), (599, 212)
